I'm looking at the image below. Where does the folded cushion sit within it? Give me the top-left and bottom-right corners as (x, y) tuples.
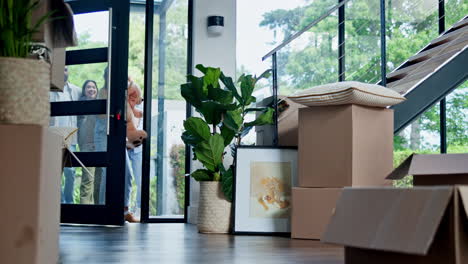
(288, 81), (405, 107)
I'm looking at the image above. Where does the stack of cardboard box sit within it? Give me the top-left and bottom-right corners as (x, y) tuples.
(291, 104), (394, 239)
(322, 153), (468, 263)
(0, 2), (77, 263)
(31, 0), (77, 91)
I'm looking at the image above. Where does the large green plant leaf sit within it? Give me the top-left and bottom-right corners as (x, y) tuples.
(183, 117), (210, 141)
(223, 109), (243, 132)
(181, 75), (206, 108)
(220, 124), (236, 147)
(203, 67), (221, 90)
(191, 169), (213, 181)
(207, 86), (234, 105)
(195, 64), (209, 74)
(255, 69), (272, 84)
(239, 74), (256, 105)
(245, 108), (275, 127)
(193, 134), (224, 172)
(181, 131), (200, 147)
(198, 101), (237, 125)
(220, 72), (242, 103)
(220, 165), (234, 202)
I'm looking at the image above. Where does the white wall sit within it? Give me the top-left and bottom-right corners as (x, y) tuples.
(188, 0), (237, 224)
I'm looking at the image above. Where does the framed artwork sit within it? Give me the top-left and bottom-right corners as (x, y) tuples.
(233, 146), (298, 235)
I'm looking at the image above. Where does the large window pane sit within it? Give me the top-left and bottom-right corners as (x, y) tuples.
(393, 103), (441, 187)
(445, 0), (468, 27)
(67, 11), (109, 50)
(345, 0), (381, 83)
(127, 3), (188, 218)
(60, 167), (106, 205)
(447, 81), (468, 153)
(50, 63), (108, 102)
(386, 0), (439, 72)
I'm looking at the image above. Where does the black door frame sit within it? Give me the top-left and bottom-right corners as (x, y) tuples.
(53, 0), (129, 225)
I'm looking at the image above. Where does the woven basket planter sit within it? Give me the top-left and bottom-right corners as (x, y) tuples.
(0, 57), (50, 126)
(198, 181), (232, 233)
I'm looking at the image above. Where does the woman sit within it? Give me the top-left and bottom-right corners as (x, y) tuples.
(77, 80), (98, 204)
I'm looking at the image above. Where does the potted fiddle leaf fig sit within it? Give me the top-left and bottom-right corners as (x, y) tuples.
(0, 0), (54, 125)
(181, 64), (274, 233)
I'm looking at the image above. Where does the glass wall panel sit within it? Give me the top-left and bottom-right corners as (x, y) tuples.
(393, 103), (441, 187)
(67, 11), (109, 50)
(60, 167), (106, 205)
(447, 81), (468, 153)
(345, 0), (381, 83)
(385, 0), (439, 73)
(445, 0), (468, 27)
(50, 62), (108, 103)
(129, 0), (189, 219)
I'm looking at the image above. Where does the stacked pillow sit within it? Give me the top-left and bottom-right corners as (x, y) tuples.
(288, 81), (405, 107)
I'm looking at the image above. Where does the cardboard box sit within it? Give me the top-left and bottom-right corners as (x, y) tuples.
(256, 96), (306, 146)
(298, 105), (393, 187)
(322, 186), (468, 264)
(291, 188), (342, 239)
(50, 48), (65, 91)
(387, 153), (468, 186)
(31, 0), (54, 48)
(31, 0), (77, 49)
(0, 125), (63, 264)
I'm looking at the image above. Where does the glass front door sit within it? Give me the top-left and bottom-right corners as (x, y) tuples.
(53, 0), (130, 225)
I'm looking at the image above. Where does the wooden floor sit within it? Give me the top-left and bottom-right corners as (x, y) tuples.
(59, 224), (344, 263)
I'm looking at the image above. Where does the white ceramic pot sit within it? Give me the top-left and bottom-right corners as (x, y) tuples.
(0, 57), (50, 126)
(197, 181), (232, 233)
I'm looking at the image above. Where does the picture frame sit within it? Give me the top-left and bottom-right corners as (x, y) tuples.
(233, 146), (298, 235)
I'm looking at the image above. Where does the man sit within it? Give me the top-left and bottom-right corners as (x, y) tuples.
(50, 66), (81, 204)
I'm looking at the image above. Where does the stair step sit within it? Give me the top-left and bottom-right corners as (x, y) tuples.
(408, 35), (468, 63)
(387, 79), (420, 95)
(450, 16), (468, 30)
(387, 49), (461, 79)
(430, 25), (468, 46)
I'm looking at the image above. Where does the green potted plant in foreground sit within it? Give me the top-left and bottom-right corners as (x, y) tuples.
(0, 0), (53, 126)
(181, 64), (274, 233)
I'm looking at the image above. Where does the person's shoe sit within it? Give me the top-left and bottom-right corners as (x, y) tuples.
(124, 212), (140, 223)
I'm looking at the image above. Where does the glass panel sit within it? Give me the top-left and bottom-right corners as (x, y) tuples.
(345, 0), (381, 83)
(67, 11), (109, 50)
(393, 103), (441, 187)
(149, 0), (189, 218)
(49, 114), (108, 152)
(386, 0), (439, 72)
(447, 81), (468, 153)
(445, 0), (468, 27)
(49, 63), (108, 102)
(61, 167), (106, 205)
(236, 0), (314, 79)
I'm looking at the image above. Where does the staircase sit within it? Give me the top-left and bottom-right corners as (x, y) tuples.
(389, 15), (468, 133)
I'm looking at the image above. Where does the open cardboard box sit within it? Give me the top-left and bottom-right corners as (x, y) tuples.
(322, 186), (468, 264)
(388, 153), (468, 185)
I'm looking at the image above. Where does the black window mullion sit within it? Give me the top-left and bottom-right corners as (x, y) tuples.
(66, 0), (111, 15)
(66, 48), (108, 65)
(51, 100), (107, 116)
(63, 152), (110, 167)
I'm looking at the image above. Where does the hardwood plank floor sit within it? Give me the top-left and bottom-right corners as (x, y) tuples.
(59, 224), (344, 264)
